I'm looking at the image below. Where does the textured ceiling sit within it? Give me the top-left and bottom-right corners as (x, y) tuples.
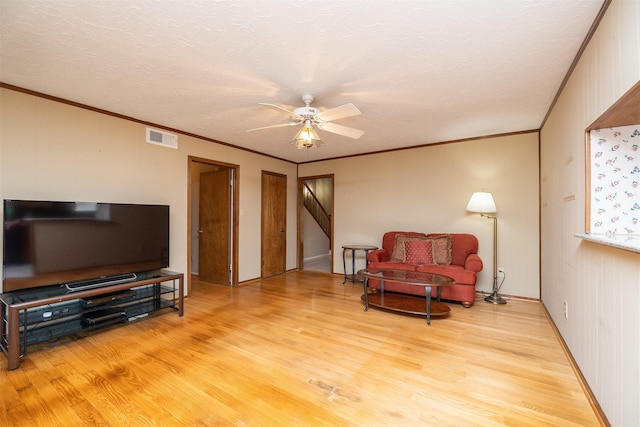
(0, 0), (605, 163)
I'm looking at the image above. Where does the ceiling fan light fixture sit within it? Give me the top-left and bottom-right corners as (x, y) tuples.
(251, 94), (362, 149)
(290, 120), (322, 149)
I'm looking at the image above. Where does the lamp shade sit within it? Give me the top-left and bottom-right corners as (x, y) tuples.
(290, 120), (322, 149)
(466, 191), (497, 214)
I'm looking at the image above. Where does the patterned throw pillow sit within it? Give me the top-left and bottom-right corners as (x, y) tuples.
(391, 234), (426, 261)
(404, 239), (434, 264)
(429, 235), (452, 265)
(391, 233), (452, 264)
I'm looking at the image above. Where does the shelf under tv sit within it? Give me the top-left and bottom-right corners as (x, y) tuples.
(0, 270), (183, 370)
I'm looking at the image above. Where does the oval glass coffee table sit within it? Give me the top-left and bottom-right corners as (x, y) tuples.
(357, 268), (454, 325)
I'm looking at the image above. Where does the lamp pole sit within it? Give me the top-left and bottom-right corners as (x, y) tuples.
(466, 191), (505, 304)
(484, 214), (506, 304)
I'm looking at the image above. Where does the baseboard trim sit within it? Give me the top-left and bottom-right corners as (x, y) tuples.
(540, 301), (610, 426)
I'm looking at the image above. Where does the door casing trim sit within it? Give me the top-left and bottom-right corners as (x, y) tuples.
(187, 156), (240, 293)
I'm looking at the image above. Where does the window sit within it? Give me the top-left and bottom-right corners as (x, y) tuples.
(582, 81), (640, 253)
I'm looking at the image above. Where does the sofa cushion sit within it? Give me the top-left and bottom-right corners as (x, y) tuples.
(404, 239), (434, 264)
(416, 264), (477, 285)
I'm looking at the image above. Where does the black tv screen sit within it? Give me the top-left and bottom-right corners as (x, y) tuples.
(3, 200), (169, 292)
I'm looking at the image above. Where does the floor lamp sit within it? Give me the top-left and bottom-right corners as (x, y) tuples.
(466, 191), (506, 304)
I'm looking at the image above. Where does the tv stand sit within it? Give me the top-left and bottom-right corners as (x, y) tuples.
(0, 270), (183, 370)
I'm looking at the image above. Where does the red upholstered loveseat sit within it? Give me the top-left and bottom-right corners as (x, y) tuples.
(366, 232), (483, 307)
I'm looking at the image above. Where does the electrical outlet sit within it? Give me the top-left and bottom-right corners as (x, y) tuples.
(498, 267), (505, 274)
(563, 301), (568, 319)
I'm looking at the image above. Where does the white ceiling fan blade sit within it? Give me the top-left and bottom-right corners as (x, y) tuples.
(258, 103), (301, 118)
(316, 103), (361, 122)
(247, 122), (299, 132)
(318, 122), (364, 139)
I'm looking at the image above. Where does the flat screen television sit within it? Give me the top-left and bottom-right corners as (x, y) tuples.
(3, 200), (169, 292)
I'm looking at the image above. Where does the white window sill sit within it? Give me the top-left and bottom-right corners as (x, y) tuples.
(574, 233), (640, 254)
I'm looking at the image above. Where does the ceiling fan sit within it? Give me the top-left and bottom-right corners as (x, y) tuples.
(247, 94), (364, 148)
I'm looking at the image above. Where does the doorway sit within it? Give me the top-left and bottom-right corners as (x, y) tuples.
(188, 156), (239, 292)
(298, 175), (334, 273)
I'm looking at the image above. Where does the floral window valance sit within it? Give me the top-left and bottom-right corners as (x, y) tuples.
(589, 124), (640, 236)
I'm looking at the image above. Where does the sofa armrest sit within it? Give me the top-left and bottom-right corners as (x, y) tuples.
(465, 254), (483, 272)
(367, 249), (390, 263)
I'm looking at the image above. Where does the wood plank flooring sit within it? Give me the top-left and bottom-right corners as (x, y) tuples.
(1, 271), (601, 426)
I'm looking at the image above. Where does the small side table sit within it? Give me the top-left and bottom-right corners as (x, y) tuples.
(342, 245), (378, 284)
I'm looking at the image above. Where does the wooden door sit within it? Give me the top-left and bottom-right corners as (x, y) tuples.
(199, 169), (231, 285)
(261, 171), (287, 277)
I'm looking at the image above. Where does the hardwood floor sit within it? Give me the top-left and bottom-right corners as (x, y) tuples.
(1, 271), (601, 426)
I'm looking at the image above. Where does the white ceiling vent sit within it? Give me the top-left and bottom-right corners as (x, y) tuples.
(146, 127), (178, 149)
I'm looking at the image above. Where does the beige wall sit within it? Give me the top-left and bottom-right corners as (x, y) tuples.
(0, 88), (299, 291)
(299, 132), (540, 299)
(540, 0), (640, 424)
